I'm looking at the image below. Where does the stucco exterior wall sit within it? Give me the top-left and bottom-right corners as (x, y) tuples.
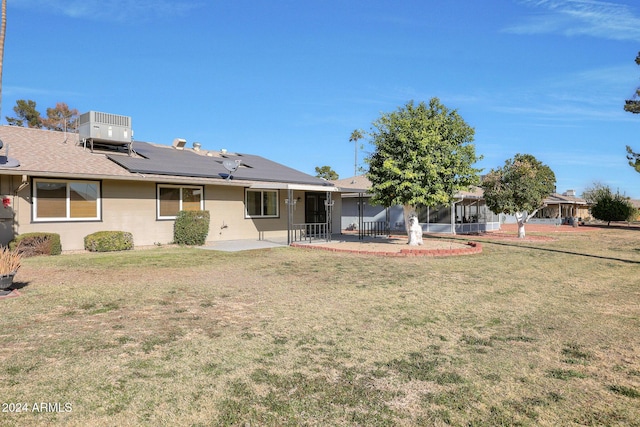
(1, 175), (322, 251)
(207, 187), (305, 242)
(9, 179), (170, 250)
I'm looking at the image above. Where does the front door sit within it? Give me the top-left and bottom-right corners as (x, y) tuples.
(305, 192), (326, 224)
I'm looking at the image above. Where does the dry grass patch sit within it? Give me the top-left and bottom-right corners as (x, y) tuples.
(0, 229), (639, 425)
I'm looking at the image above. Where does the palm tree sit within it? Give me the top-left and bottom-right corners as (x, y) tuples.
(349, 129), (363, 179)
(0, 0), (6, 119)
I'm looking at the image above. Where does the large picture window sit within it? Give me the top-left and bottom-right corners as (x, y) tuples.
(245, 189), (279, 218)
(34, 179), (101, 221)
(157, 185), (204, 219)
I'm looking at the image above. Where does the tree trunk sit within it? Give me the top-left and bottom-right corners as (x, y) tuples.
(403, 205), (414, 236)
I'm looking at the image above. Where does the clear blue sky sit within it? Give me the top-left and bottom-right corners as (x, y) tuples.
(3, 0), (640, 197)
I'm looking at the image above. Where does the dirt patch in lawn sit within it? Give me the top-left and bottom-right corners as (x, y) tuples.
(292, 235), (481, 256)
(462, 224), (602, 243)
(466, 232), (556, 242)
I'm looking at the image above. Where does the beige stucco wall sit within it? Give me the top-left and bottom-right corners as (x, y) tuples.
(0, 175), (334, 251)
(207, 186), (305, 242)
(7, 179), (168, 251)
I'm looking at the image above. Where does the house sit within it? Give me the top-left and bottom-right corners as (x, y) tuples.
(0, 115), (339, 250)
(332, 176), (501, 235)
(523, 190), (590, 224)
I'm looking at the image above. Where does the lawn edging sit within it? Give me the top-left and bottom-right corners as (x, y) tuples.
(291, 241), (482, 257)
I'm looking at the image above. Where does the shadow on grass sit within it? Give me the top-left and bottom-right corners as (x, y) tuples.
(9, 280), (30, 290)
(478, 240), (640, 265)
(0, 281), (29, 298)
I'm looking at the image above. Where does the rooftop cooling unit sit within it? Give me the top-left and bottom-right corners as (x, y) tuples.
(79, 111), (133, 155)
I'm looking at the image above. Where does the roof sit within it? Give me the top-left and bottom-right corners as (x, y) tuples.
(544, 192), (588, 205)
(0, 126), (334, 188)
(331, 175), (372, 193)
(332, 175), (486, 199)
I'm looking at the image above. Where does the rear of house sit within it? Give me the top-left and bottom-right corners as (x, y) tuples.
(0, 121), (339, 250)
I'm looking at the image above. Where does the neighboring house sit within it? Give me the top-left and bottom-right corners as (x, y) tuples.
(631, 200), (640, 221)
(506, 190), (590, 225)
(332, 176), (501, 234)
(0, 117), (338, 250)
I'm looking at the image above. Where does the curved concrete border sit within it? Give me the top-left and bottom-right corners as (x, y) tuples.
(291, 241), (482, 257)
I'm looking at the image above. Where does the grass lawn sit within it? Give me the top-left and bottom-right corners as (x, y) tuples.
(1, 227), (639, 426)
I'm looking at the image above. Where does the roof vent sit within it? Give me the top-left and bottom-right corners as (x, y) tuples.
(193, 142), (201, 151)
(173, 138), (186, 149)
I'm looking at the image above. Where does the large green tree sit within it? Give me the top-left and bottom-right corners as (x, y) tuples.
(624, 52), (640, 114)
(6, 99), (42, 128)
(481, 153), (556, 238)
(624, 51), (640, 172)
(627, 146), (640, 173)
(584, 183), (636, 226)
(366, 98), (482, 243)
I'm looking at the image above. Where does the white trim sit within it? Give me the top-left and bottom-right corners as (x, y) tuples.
(245, 188), (279, 218)
(33, 178), (101, 222)
(249, 183), (337, 192)
(157, 184), (204, 220)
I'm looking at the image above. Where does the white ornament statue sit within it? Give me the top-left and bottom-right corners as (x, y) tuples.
(407, 215), (424, 246)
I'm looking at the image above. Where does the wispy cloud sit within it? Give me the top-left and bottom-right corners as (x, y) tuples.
(506, 0), (640, 41)
(3, 85), (83, 98)
(479, 63), (638, 123)
(13, 0), (204, 23)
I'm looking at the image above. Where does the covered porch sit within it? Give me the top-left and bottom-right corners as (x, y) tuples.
(249, 183), (340, 244)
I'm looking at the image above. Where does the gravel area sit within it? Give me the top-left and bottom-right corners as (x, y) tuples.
(301, 236), (471, 253)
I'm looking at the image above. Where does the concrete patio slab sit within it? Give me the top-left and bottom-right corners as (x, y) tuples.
(199, 239), (288, 252)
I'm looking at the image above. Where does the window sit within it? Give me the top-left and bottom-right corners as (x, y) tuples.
(157, 185), (204, 219)
(245, 189), (279, 218)
(34, 179), (101, 221)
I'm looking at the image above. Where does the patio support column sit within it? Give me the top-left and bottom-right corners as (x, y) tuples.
(358, 192), (364, 240)
(475, 199), (479, 233)
(451, 201), (455, 234)
(286, 188), (294, 245)
(451, 199), (462, 234)
(324, 191), (333, 242)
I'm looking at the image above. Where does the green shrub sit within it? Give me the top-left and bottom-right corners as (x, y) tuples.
(84, 231), (134, 252)
(174, 210), (210, 245)
(10, 232), (62, 256)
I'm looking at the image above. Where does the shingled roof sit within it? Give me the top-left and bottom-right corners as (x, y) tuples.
(0, 126), (334, 188)
(332, 175), (485, 198)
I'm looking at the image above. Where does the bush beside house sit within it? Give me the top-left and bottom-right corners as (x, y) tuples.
(174, 210), (210, 245)
(84, 231), (134, 252)
(10, 232), (62, 256)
